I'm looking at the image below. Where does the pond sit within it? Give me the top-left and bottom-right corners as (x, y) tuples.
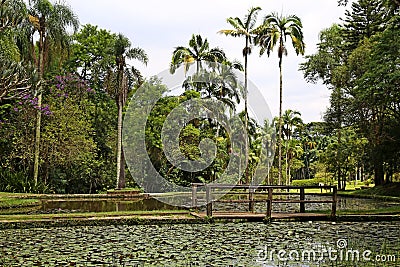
(0, 221), (399, 266)
(40, 197), (179, 213)
(7, 194), (395, 215)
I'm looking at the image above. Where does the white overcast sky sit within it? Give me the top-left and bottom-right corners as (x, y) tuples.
(66, 0), (348, 123)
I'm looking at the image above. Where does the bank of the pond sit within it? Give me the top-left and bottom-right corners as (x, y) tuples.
(1, 189), (400, 229)
(337, 182), (400, 202)
(0, 211), (209, 229)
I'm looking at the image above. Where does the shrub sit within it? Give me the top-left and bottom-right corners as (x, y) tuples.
(292, 177), (325, 187)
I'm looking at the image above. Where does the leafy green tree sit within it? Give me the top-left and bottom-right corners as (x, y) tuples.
(0, 0), (26, 32)
(342, 0), (391, 51)
(346, 17), (400, 185)
(255, 12), (305, 185)
(320, 127), (367, 189)
(66, 24), (117, 89)
(219, 6), (261, 183)
(105, 33), (148, 189)
(300, 24), (350, 189)
(26, 0), (79, 185)
(0, 0), (37, 102)
(282, 109), (303, 184)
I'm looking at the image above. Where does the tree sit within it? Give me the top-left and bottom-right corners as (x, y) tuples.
(27, 0), (79, 186)
(170, 34), (225, 75)
(105, 33), (148, 189)
(65, 24), (117, 90)
(346, 17), (400, 185)
(0, 0), (26, 32)
(255, 13), (305, 185)
(282, 109), (303, 184)
(0, 0), (37, 102)
(342, 0), (391, 51)
(219, 6), (261, 184)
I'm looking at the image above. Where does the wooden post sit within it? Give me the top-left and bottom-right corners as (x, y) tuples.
(192, 184), (197, 208)
(249, 187), (255, 212)
(266, 188), (273, 218)
(331, 186), (337, 218)
(206, 185), (212, 217)
(300, 187), (305, 213)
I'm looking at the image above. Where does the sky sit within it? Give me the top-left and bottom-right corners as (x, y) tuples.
(66, 0), (348, 123)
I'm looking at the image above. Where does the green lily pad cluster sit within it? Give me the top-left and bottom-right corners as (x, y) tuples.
(0, 221), (399, 266)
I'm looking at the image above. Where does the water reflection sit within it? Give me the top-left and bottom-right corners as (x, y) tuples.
(41, 197), (182, 213)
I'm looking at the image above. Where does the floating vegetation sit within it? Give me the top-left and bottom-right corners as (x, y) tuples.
(0, 221), (399, 266)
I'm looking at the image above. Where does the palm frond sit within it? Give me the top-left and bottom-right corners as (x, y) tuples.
(126, 47), (149, 65)
(244, 6), (262, 31)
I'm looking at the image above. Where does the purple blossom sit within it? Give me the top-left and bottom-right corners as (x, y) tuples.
(13, 108), (19, 112)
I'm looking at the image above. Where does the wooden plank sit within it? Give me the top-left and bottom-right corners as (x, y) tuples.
(331, 186), (337, 218)
(216, 199), (267, 203)
(206, 185), (212, 217)
(267, 188), (273, 218)
(300, 188), (305, 213)
(272, 200), (334, 204)
(192, 184), (197, 207)
(249, 188), (255, 212)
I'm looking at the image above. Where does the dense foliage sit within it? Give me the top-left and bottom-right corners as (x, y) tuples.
(0, 0), (399, 193)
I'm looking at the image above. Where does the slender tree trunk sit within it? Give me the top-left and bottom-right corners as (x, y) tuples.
(337, 128), (342, 190)
(373, 152), (384, 186)
(116, 97), (123, 189)
(278, 55), (283, 185)
(244, 37), (249, 185)
(33, 31), (44, 186)
(285, 140), (288, 185)
(116, 71), (128, 189)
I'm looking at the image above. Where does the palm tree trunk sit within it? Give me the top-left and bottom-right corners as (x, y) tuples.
(33, 93), (42, 186)
(33, 31), (44, 187)
(244, 37), (249, 185)
(278, 55), (283, 186)
(116, 97), (123, 189)
(285, 141), (288, 185)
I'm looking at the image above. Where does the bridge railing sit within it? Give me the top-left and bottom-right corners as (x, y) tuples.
(191, 184), (337, 218)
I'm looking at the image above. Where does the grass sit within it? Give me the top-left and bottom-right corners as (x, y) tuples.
(308, 205), (400, 216)
(0, 196), (39, 208)
(0, 210), (191, 222)
(338, 182), (400, 201)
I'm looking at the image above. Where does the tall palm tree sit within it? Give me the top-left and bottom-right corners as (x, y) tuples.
(105, 34), (148, 189)
(282, 109), (303, 184)
(170, 34), (225, 75)
(219, 6), (261, 184)
(27, 0), (79, 186)
(255, 13), (305, 185)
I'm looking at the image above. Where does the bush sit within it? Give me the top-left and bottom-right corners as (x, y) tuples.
(292, 177), (324, 187)
(0, 168), (50, 193)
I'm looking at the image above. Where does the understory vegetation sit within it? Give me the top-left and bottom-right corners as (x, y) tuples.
(0, 0), (399, 194)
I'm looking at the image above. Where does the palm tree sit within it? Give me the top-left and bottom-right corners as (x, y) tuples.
(105, 33), (148, 189)
(0, 0), (37, 101)
(219, 6), (261, 184)
(27, 0), (79, 186)
(255, 13), (305, 185)
(170, 34), (225, 75)
(282, 109), (303, 184)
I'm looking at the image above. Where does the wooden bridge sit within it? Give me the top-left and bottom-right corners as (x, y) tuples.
(191, 184), (337, 221)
